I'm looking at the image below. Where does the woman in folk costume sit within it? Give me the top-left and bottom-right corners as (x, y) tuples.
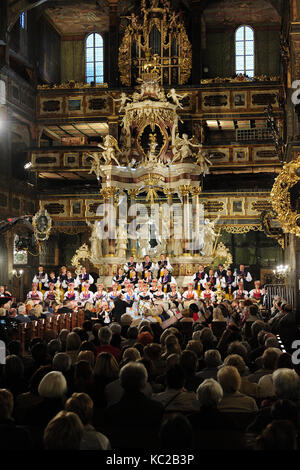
(43, 282), (57, 303)
(92, 283), (108, 304)
(167, 282), (182, 308)
(233, 281), (249, 300)
(122, 284), (138, 305)
(64, 282), (79, 303)
(137, 282), (152, 302)
(249, 280), (266, 305)
(149, 278), (158, 295)
(108, 283), (120, 302)
(182, 281), (198, 308)
(27, 282), (43, 303)
(152, 282), (166, 302)
(200, 282), (216, 302)
(79, 282), (94, 305)
(134, 279), (145, 295)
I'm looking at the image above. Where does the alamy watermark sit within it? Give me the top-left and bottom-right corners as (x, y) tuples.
(291, 80), (300, 105)
(92, 193), (209, 251)
(0, 340), (5, 365)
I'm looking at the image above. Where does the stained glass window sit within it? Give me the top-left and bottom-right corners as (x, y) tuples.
(235, 26), (254, 78)
(86, 33), (104, 84)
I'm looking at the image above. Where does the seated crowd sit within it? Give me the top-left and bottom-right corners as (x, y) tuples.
(0, 279), (299, 450)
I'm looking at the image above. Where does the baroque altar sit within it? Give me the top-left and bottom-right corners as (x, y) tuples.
(71, 0), (232, 286)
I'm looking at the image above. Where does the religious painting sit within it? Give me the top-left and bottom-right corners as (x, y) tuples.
(32, 209), (52, 241)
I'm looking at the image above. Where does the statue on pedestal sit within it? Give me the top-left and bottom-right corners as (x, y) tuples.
(86, 220), (103, 261)
(202, 215), (220, 257)
(116, 223), (128, 258)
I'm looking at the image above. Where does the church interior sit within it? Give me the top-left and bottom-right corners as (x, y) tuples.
(0, 0), (300, 452)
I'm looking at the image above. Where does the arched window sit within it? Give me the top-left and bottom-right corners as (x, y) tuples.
(235, 26), (254, 77)
(85, 33), (104, 84)
(19, 11), (26, 29)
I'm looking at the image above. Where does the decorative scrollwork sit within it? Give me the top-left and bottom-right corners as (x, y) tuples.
(200, 75), (281, 84)
(260, 209), (284, 248)
(71, 243), (91, 276)
(118, 0), (192, 86)
(213, 242), (233, 269)
(221, 224), (263, 234)
(37, 81), (108, 90)
(271, 155), (300, 236)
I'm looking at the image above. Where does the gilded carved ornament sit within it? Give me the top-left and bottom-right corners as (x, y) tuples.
(71, 243), (91, 276)
(200, 75), (281, 84)
(118, 0), (192, 86)
(271, 155), (300, 237)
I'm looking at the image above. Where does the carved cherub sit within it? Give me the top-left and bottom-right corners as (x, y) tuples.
(167, 88), (187, 108)
(112, 92), (132, 112)
(195, 150), (213, 175)
(169, 10), (180, 29)
(87, 153), (104, 180)
(172, 133), (200, 163)
(97, 135), (121, 166)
